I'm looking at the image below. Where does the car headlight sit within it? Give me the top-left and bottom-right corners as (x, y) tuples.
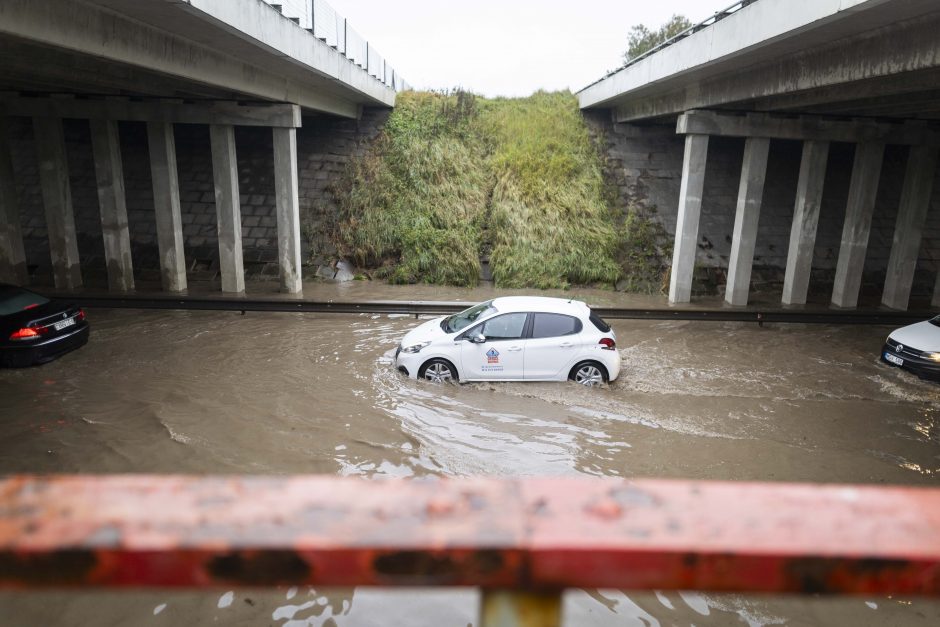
(401, 341), (431, 354)
(928, 353), (940, 362)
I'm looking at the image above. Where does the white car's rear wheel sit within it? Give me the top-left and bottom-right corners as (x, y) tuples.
(570, 361), (607, 386)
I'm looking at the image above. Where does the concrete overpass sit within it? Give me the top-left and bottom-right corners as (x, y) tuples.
(579, 0), (940, 311)
(0, 0), (402, 294)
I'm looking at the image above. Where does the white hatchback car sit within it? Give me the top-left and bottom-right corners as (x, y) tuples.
(394, 296), (621, 385)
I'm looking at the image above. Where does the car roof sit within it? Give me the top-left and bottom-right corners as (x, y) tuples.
(489, 296), (589, 315)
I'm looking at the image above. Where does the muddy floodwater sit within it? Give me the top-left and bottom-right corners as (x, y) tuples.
(1, 309), (939, 626)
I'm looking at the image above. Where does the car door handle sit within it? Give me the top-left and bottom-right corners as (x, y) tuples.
(559, 342), (575, 348)
(507, 346), (522, 352)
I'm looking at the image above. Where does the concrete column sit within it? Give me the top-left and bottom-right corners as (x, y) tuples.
(725, 137), (770, 306)
(147, 122), (187, 292)
(669, 134), (709, 304)
(209, 124), (244, 294)
(0, 117), (28, 285)
(831, 142), (885, 308)
(90, 119), (134, 292)
(782, 140), (829, 305)
(882, 145), (939, 310)
(33, 117), (82, 290)
(273, 127), (302, 294)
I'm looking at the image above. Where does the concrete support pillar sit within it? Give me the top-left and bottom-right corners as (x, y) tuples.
(669, 134), (709, 304)
(209, 124), (244, 294)
(272, 127), (302, 294)
(33, 117), (82, 290)
(782, 140), (830, 305)
(882, 145), (939, 310)
(725, 137), (770, 306)
(147, 122), (187, 293)
(90, 119), (134, 292)
(0, 117), (28, 285)
(831, 142), (885, 308)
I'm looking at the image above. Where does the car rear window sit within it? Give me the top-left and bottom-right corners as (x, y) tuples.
(531, 313), (582, 338)
(589, 312), (611, 333)
(0, 287), (49, 316)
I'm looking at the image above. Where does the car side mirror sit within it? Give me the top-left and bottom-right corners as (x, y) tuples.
(468, 333), (486, 344)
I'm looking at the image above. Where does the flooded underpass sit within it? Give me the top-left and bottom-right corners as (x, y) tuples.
(1, 308), (939, 626)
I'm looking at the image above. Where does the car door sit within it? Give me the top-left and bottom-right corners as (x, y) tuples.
(523, 313), (584, 380)
(459, 312), (529, 380)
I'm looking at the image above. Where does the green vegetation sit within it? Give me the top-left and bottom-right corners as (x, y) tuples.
(332, 89), (666, 290)
(622, 15), (691, 63)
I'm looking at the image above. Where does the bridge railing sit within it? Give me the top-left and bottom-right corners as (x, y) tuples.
(261, 0), (409, 91)
(2, 475), (939, 625)
(580, 0), (760, 93)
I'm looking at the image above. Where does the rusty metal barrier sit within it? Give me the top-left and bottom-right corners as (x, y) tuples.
(2, 476), (940, 626)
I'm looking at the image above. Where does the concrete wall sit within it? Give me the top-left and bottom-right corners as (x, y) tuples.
(586, 111), (940, 301)
(7, 109), (388, 287)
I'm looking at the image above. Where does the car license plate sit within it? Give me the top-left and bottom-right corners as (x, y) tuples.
(884, 352), (903, 366)
(54, 318), (75, 331)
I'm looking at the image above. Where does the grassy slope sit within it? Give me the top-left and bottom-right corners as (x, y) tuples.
(335, 90), (645, 289)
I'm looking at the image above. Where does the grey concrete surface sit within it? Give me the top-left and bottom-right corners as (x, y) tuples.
(725, 137), (770, 307)
(147, 122), (187, 293)
(90, 119), (134, 292)
(273, 127), (302, 294)
(210, 125), (245, 294)
(782, 141), (830, 306)
(0, 118), (27, 285)
(669, 134), (709, 304)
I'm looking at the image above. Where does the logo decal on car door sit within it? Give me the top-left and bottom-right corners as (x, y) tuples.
(486, 348), (500, 364)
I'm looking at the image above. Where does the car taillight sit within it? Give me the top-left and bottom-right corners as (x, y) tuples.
(599, 337), (616, 350)
(10, 327), (43, 341)
(77, 309), (86, 321)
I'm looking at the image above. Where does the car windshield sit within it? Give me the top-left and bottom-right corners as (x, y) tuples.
(0, 286), (49, 316)
(443, 301), (497, 333)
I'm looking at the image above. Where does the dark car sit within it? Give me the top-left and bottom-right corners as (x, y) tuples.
(0, 284), (89, 368)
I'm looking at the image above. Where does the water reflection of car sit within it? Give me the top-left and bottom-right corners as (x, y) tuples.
(394, 296), (620, 386)
(0, 284), (89, 368)
(881, 316), (940, 381)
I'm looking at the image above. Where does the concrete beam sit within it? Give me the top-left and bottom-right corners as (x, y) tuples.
(831, 142), (885, 309)
(272, 127), (302, 294)
(1, 96), (302, 128)
(33, 117), (81, 290)
(147, 122), (187, 293)
(0, 117), (27, 285)
(209, 124), (244, 294)
(677, 110), (940, 146)
(782, 141), (830, 306)
(89, 119), (134, 292)
(882, 145), (939, 311)
(725, 137), (770, 307)
(601, 8), (940, 122)
(0, 0), (370, 118)
(669, 134), (709, 304)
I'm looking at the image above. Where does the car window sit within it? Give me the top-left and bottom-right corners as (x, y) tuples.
(480, 313), (528, 340)
(589, 312), (611, 332)
(531, 313), (582, 338)
(0, 287), (49, 316)
(444, 301), (497, 333)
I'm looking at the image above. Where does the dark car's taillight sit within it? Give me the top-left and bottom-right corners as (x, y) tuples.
(77, 309), (86, 321)
(10, 327), (46, 341)
(598, 338), (616, 350)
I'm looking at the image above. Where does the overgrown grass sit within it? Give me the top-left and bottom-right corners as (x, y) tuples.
(337, 91), (488, 286)
(482, 92), (620, 289)
(334, 89), (657, 289)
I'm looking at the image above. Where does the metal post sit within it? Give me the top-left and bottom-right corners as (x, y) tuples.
(480, 591), (562, 627)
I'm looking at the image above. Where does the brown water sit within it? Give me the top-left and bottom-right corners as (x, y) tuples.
(1, 309), (939, 626)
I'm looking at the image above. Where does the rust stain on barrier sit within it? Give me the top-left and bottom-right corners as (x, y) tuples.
(0, 475), (939, 594)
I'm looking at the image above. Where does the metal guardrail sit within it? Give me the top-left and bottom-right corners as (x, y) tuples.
(47, 293), (933, 326)
(579, 0), (760, 93)
(262, 0), (410, 91)
(2, 475), (939, 625)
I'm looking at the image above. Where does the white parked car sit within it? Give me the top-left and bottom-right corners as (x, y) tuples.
(394, 296), (621, 385)
(881, 316), (940, 380)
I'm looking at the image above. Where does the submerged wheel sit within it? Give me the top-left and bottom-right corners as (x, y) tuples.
(570, 361), (607, 387)
(419, 359), (458, 383)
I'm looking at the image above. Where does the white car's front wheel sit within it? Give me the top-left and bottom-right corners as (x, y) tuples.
(570, 361), (607, 386)
(419, 359), (458, 383)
